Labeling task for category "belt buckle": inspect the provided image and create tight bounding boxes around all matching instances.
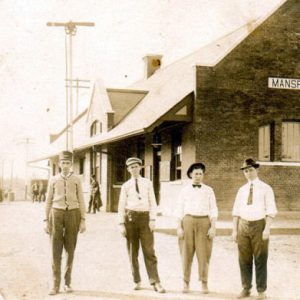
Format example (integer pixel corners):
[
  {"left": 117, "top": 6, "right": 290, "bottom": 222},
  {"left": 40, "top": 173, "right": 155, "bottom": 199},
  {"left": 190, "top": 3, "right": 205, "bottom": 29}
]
[{"left": 127, "top": 211, "right": 133, "bottom": 222}]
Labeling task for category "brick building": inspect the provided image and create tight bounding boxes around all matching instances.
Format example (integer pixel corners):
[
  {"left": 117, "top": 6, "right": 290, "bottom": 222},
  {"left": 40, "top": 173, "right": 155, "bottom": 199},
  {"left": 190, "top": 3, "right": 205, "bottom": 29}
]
[{"left": 37, "top": 0, "right": 299, "bottom": 213}]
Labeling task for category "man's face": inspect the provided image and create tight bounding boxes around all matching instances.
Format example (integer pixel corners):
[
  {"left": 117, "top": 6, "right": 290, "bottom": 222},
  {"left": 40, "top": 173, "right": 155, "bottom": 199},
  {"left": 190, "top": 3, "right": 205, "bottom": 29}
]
[
  {"left": 191, "top": 168, "right": 204, "bottom": 184},
  {"left": 243, "top": 166, "right": 258, "bottom": 181},
  {"left": 127, "top": 163, "right": 141, "bottom": 178},
  {"left": 59, "top": 159, "right": 72, "bottom": 173}
]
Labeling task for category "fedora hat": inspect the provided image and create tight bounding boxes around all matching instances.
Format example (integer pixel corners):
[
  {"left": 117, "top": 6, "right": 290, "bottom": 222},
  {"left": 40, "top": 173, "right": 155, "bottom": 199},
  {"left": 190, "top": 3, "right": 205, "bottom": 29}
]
[
  {"left": 126, "top": 157, "right": 142, "bottom": 167},
  {"left": 240, "top": 158, "right": 259, "bottom": 170},
  {"left": 187, "top": 162, "right": 206, "bottom": 179}
]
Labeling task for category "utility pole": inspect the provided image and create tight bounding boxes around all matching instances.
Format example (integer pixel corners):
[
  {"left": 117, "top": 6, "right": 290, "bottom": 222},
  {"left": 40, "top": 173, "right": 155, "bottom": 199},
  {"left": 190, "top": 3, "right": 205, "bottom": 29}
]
[
  {"left": 65, "top": 78, "right": 90, "bottom": 115},
  {"left": 47, "top": 21, "right": 95, "bottom": 151},
  {"left": 17, "top": 137, "right": 34, "bottom": 200}
]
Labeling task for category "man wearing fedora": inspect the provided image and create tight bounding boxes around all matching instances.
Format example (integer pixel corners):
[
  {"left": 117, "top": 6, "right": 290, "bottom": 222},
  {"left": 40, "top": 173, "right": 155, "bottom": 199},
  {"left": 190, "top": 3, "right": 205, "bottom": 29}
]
[
  {"left": 44, "top": 151, "right": 86, "bottom": 295},
  {"left": 175, "top": 162, "right": 218, "bottom": 294},
  {"left": 232, "top": 158, "right": 277, "bottom": 299},
  {"left": 118, "top": 157, "right": 165, "bottom": 293}
]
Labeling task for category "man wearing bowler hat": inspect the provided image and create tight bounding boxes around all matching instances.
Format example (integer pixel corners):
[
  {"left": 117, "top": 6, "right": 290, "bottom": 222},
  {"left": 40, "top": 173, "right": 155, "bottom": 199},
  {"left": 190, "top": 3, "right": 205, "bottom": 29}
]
[
  {"left": 232, "top": 158, "right": 277, "bottom": 299},
  {"left": 175, "top": 162, "right": 218, "bottom": 294},
  {"left": 118, "top": 157, "right": 165, "bottom": 293},
  {"left": 44, "top": 151, "right": 86, "bottom": 295}
]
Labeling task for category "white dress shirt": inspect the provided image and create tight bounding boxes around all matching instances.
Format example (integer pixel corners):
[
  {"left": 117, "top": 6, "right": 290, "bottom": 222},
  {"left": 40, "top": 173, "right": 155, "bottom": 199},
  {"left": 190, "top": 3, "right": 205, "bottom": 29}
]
[
  {"left": 175, "top": 183, "right": 218, "bottom": 220},
  {"left": 118, "top": 176, "right": 157, "bottom": 223},
  {"left": 232, "top": 178, "right": 277, "bottom": 221}
]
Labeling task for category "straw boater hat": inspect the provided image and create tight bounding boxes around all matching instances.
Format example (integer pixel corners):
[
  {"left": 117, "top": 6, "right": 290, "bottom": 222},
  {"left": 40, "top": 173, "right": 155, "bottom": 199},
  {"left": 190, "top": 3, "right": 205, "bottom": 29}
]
[
  {"left": 126, "top": 157, "right": 142, "bottom": 167},
  {"left": 240, "top": 158, "right": 260, "bottom": 170}
]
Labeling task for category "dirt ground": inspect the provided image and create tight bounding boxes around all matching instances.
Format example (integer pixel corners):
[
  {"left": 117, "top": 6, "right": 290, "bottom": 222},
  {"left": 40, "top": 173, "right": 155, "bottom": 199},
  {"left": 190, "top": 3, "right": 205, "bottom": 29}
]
[{"left": 0, "top": 201, "right": 299, "bottom": 300}]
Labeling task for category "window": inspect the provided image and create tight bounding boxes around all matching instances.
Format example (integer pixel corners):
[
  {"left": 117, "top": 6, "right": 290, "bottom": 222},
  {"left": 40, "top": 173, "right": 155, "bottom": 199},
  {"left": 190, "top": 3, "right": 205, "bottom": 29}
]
[
  {"left": 259, "top": 125, "right": 271, "bottom": 161},
  {"left": 90, "top": 120, "right": 102, "bottom": 137},
  {"left": 171, "top": 130, "right": 182, "bottom": 180},
  {"left": 79, "top": 158, "right": 85, "bottom": 175},
  {"left": 282, "top": 121, "right": 300, "bottom": 161}
]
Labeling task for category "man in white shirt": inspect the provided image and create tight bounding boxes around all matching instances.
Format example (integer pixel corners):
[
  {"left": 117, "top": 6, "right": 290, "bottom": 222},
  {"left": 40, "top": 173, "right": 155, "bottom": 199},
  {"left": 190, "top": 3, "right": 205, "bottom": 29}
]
[
  {"left": 232, "top": 158, "right": 277, "bottom": 300},
  {"left": 118, "top": 157, "right": 165, "bottom": 293},
  {"left": 175, "top": 162, "right": 218, "bottom": 294}
]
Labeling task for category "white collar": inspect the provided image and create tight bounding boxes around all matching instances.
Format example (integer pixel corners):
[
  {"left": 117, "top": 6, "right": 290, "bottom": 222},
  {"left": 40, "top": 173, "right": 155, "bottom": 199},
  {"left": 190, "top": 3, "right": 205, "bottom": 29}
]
[{"left": 248, "top": 178, "right": 259, "bottom": 186}]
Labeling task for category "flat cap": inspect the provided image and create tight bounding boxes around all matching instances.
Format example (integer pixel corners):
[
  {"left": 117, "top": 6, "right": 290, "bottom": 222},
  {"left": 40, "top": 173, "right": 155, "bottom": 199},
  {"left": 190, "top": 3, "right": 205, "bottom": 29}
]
[
  {"left": 126, "top": 157, "right": 142, "bottom": 167},
  {"left": 59, "top": 150, "right": 73, "bottom": 161}
]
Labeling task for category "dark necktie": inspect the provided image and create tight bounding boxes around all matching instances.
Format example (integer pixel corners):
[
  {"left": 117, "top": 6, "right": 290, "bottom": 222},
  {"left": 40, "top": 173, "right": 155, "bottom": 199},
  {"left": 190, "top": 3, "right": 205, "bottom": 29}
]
[
  {"left": 192, "top": 184, "right": 201, "bottom": 188},
  {"left": 247, "top": 183, "right": 253, "bottom": 205},
  {"left": 135, "top": 179, "right": 141, "bottom": 199}
]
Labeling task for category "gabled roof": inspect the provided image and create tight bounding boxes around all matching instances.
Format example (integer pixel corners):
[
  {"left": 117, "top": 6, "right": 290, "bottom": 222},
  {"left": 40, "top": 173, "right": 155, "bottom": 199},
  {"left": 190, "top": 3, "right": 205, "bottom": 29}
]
[
  {"left": 76, "top": 0, "right": 287, "bottom": 150},
  {"left": 32, "top": 0, "right": 287, "bottom": 160}
]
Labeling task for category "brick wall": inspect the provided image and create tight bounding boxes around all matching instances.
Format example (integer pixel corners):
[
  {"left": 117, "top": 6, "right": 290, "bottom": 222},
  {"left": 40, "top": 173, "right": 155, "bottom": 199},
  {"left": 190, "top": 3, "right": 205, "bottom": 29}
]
[{"left": 195, "top": 0, "right": 300, "bottom": 210}]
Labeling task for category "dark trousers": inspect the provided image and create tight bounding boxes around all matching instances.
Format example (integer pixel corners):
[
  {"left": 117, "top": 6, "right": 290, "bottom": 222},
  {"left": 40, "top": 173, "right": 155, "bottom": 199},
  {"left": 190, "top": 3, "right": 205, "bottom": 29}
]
[
  {"left": 237, "top": 218, "right": 268, "bottom": 292},
  {"left": 125, "top": 211, "right": 160, "bottom": 284},
  {"left": 181, "top": 215, "right": 212, "bottom": 283},
  {"left": 88, "top": 195, "right": 97, "bottom": 213},
  {"left": 50, "top": 208, "right": 81, "bottom": 288}
]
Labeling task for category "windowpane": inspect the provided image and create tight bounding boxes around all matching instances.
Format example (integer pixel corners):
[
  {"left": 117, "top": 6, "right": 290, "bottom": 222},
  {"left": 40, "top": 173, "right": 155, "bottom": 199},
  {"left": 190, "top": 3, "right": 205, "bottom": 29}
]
[{"left": 282, "top": 122, "right": 300, "bottom": 161}]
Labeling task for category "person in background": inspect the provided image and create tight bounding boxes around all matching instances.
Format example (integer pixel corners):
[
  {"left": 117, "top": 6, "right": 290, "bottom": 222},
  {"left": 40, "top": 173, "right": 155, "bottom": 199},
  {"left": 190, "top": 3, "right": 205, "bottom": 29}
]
[
  {"left": 44, "top": 151, "right": 86, "bottom": 296},
  {"left": 175, "top": 162, "right": 218, "bottom": 294},
  {"left": 118, "top": 157, "right": 165, "bottom": 293},
  {"left": 32, "top": 182, "right": 39, "bottom": 202},
  {"left": 87, "top": 174, "right": 102, "bottom": 213},
  {"left": 231, "top": 158, "right": 277, "bottom": 300}
]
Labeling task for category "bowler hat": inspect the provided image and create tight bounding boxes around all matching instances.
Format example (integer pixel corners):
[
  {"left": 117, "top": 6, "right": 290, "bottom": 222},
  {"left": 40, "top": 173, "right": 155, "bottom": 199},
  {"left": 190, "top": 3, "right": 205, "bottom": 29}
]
[
  {"left": 59, "top": 151, "right": 73, "bottom": 161},
  {"left": 187, "top": 162, "right": 206, "bottom": 178},
  {"left": 126, "top": 157, "right": 142, "bottom": 167},
  {"left": 240, "top": 158, "right": 259, "bottom": 170}
]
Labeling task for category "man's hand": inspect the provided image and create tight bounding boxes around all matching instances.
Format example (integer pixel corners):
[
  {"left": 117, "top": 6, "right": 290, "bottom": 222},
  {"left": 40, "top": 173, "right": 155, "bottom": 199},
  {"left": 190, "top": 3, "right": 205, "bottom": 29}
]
[
  {"left": 79, "top": 219, "right": 86, "bottom": 233},
  {"left": 119, "top": 224, "right": 126, "bottom": 237},
  {"left": 149, "top": 220, "right": 155, "bottom": 232},
  {"left": 177, "top": 227, "right": 184, "bottom": 239},
  {"left": 262, "top": 228, "right": 270, "bottom": 240},
  {"left": 44, "top": 220, "right": 50, "bottom": 234},
  {"left": 231, "top": 230, "right": 238, "bottom": 242},
  {"left": 207, "top": 226, "right": 216, "bottom": 239}
]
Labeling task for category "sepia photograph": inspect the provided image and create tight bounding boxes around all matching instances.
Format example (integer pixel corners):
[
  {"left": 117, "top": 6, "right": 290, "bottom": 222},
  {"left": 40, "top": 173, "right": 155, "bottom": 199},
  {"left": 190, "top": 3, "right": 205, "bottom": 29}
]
[{"left": 0, "top": 0, "right": 299, "bottom": 299}]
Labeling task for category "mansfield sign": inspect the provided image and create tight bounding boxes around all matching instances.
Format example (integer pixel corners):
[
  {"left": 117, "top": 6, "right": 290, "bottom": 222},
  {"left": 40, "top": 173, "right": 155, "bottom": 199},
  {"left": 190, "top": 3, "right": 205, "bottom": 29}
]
[{"left": 268, "top": 77, "right": 300, "bottom": 90}]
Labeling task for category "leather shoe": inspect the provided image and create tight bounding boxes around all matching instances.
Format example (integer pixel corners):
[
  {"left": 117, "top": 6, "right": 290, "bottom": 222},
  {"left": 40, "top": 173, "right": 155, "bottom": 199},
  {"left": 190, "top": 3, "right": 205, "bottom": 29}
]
[
  {"left": 257, "top": 292, "right": 266, "bottom": 299},
  {"left": 153, "top": 282, "right": 166, "bottom": 293},
  {"left": 237, "top": 289, "right": 250, "bottom": 298},
  {"left": 48, "top": 287, "right": 59, "bottom": 295},
  {"left": 182, "top": 281, "right": 189, "bottom": 293},
  {"left": 202, "top": 282, "right": 209, "bottom": 294},
  {"left": 64, "top": 285, "right": 73, "bottom": 293},
  {"left": 133, "top": 282, "right": 142, "bottom": 290}
]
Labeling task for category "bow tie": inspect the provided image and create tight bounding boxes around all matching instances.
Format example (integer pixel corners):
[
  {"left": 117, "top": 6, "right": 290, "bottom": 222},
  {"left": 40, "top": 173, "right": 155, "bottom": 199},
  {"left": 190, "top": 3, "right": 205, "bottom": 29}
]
[{"left": 192, "top": 184, "right": 202, "bottom": 188}]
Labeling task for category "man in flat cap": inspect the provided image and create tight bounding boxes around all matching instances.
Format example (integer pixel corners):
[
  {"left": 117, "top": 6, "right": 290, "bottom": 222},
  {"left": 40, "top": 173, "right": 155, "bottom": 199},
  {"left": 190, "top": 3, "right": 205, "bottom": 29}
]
[
  {"left": 175, "top": 162, "right": 218, "bottom": 294},
  {"left": 44, "top": 151, "right": 86, "bottom": 295},
  {"left": 231, "top": 158, "right": 277, "bottom": 299},
  {"left": 118, "top": 157, "right": 165, "bottom": 293}
]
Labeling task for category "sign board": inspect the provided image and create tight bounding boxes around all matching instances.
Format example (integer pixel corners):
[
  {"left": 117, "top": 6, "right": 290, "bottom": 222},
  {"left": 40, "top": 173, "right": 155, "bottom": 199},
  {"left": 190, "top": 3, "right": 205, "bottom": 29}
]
[{"left": 268, "top": 77, "right": 300, "bottom": 90}]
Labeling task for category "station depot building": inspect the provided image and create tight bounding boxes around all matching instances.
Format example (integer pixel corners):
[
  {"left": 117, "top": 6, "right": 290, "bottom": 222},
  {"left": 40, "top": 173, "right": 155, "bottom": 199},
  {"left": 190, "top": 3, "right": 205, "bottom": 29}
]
[{"left": 41, "top": 0, "right": 300, "bottom": 215}]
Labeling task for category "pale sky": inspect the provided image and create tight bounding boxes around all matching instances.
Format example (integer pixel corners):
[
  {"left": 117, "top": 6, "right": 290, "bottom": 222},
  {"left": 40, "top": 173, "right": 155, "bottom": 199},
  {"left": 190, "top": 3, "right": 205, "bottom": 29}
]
[{"left": 0, "top": 0, "right": 285, "bottom": 179}]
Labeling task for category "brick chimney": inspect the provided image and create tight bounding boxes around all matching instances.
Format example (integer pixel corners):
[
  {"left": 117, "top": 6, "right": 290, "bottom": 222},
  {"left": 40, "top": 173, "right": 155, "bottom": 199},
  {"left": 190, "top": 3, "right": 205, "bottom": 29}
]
[{"left": 143, "top": 54, "right": 162, "bottom": 79}]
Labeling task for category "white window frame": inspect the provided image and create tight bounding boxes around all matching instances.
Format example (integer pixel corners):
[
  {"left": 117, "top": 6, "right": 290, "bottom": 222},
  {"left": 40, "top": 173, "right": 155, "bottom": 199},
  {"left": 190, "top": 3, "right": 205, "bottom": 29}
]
[{"left": 259, "top": 124, "right": 271, "bottom": 161}]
